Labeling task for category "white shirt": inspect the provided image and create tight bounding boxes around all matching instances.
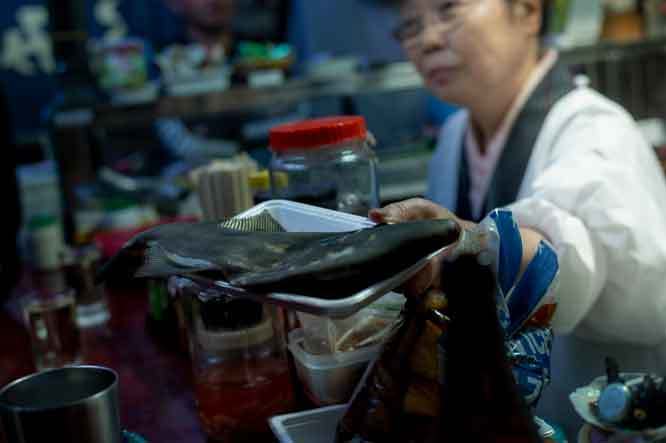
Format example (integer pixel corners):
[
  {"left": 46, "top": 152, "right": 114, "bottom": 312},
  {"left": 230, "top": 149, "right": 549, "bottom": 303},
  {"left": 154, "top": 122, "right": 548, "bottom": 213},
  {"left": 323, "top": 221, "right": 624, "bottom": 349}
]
[{"left": 427, "top": 78, "right": 666, "bottom": 438}]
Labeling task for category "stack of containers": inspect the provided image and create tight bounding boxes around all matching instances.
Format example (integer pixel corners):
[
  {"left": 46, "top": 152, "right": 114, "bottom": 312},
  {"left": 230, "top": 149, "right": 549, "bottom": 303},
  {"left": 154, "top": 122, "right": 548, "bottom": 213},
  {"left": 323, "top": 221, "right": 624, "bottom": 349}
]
[
  {"left": 264, "top": 117, "right": 393, "bottom": 405},
  {"left": 237, "top": 200, "right": 403, "bottom": 407}
]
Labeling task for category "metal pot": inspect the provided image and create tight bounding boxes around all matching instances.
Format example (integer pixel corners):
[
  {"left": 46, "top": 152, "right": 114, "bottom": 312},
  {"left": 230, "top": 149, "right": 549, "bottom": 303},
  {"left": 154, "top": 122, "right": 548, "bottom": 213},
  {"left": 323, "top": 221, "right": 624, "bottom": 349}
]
[{"left": 0, "top": 365, "right": 121, "bottom": 443}]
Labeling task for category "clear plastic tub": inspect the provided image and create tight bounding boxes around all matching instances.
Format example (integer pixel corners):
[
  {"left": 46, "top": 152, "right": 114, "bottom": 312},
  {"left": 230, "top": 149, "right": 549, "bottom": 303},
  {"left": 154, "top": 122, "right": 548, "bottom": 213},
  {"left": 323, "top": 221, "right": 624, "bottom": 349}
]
[
  {"left": 295, "top": 291, "right": 403, "bottom": 355},
  {"left": 288, "top": 329, "right": 380, "bottom": 406},
  {"left": 241, "top": 200, "right": 395, "bottom": 406}
]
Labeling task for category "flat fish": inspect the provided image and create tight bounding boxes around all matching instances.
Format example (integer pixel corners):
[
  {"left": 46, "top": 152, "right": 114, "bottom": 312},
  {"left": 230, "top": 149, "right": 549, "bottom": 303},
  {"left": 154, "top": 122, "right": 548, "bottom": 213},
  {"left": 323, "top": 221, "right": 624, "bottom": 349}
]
[{"left": 96, "top": 218, "right": 461, "bottom": 300}]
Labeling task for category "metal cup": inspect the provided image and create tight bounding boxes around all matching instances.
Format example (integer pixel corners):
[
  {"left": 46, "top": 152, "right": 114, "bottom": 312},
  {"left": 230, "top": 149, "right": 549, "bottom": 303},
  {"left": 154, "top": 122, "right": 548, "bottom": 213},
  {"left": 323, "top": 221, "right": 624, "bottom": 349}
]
[{"left": 0, "top": 366, "right": 122, "bottom": 443}]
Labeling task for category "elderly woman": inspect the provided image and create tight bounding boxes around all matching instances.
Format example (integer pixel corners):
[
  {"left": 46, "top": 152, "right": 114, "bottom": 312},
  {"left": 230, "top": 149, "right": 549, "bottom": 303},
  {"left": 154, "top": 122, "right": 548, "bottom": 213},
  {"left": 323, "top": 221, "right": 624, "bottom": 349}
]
[{"left": 372, "top": 0, "right": 666, "bottom": 439}]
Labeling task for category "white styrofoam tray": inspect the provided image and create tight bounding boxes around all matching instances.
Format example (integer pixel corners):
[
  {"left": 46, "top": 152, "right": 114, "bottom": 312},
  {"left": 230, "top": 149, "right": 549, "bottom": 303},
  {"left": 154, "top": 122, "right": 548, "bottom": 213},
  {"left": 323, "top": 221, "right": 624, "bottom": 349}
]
[
  {"left": 237, "top": 199, "right": 374, "bottom": 233},
  {"left": 269, "top": 405, "right": 347, "bottom": 443}
]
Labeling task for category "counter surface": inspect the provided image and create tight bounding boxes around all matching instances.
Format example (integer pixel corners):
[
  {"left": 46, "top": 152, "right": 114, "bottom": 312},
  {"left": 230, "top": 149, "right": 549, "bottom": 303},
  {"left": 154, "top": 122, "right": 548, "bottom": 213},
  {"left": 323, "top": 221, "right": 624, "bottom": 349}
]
[{"left": 0, "top": 284, "right": 279, "bottom": 443}]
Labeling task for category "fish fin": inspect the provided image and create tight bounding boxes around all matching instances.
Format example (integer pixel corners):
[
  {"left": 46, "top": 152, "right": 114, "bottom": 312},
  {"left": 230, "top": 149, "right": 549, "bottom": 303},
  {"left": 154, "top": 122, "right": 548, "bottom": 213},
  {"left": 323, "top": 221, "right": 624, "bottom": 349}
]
[{"left": 135, "top": 242, "right": 219, "bottom": 278}]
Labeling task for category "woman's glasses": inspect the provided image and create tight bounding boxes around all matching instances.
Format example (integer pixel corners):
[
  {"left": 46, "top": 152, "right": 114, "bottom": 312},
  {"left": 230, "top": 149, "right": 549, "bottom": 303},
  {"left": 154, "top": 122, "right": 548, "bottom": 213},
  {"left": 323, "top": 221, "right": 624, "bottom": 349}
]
[{"left": 393, "top": 0, "right": 478, "bottom": 46}]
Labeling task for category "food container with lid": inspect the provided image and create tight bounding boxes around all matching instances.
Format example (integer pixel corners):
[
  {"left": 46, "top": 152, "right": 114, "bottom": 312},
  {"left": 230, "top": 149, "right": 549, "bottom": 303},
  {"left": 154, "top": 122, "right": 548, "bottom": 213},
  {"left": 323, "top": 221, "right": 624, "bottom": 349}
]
[
  {"left": 173, "top": 279, "right": 295, "bottom": 442},
  {"left": 268, "top": 116, "right": 380, "bottom": 216},
  {"left": 287, "top": 329, "right": 381, "bottom": 406}
]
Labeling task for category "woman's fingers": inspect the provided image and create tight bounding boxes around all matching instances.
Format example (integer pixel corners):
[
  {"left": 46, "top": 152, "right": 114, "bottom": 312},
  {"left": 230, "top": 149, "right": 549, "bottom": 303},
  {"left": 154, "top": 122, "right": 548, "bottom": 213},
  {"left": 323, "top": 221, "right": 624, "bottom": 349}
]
[
  {"left": 369, "top": 199, "right": 457, "bottom": 297},
  {"left": 369, "top": 198, "right": 454, "bottom": 224}
]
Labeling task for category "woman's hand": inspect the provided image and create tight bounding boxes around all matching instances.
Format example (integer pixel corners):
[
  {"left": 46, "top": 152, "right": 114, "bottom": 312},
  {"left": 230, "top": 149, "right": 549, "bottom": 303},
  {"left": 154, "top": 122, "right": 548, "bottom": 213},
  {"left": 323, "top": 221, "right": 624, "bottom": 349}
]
[
  {"left": 369, "top": 198, "right": 472, "bottom": 297},
  {"left": 369, "top": 198, "right": 460, "bottom": 225},
  {"left": 369, "top": 198, "right": 546, "bottom": 297}
]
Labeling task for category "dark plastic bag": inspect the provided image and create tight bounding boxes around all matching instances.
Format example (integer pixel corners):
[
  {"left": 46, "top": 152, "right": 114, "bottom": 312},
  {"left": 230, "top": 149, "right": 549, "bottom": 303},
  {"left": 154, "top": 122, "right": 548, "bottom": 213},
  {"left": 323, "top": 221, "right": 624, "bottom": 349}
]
[
  {"left": 336, "top": 211, "right": 559, "bottom": 443},
  {"left": 336, "top": 256, "right": 543, "bottom": 443}
]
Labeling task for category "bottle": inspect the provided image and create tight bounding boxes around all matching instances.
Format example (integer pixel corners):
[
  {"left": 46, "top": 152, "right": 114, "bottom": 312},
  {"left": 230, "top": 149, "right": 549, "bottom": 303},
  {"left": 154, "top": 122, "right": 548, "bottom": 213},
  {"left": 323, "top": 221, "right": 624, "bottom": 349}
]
[
  {"left": 65, "top": 245, "right": 110, "bottom": 328},
  {"left": 437, "top": 255, "right": 542, "bottom": 442},
  {"left": 602, "top": 0, "right": 644, "bottom": 42},
  {"left": 62, "top": 244, "right": 113, "bottom": 364},
  {"left": 268, "top": 116, "right": 379, "bottom": 216},
  {"left": 27, "top": 214, "right": 68, "bottom": 294},
  {"left": 145, "top": 279, "right": 178, "bottom": 343},
  {"left": 645, "top": 0, "right": 666, "bottom": 38}
]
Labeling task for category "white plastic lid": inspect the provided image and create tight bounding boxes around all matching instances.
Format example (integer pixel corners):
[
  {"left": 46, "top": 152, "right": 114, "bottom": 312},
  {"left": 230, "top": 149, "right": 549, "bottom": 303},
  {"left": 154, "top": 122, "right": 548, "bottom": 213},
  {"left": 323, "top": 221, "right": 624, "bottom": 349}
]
[
  {"left": 287, "top": 329, "right": 380, "bottom": 370},
  {"left": 195, "top": 317, "right": 275, "bottom": 353}
]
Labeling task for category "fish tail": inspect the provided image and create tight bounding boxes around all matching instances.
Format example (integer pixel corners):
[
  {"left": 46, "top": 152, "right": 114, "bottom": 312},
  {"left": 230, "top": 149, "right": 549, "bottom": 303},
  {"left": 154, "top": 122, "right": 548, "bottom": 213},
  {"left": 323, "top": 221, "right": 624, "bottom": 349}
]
[{"left": 95, "top": 242, "right": 149, "bottom": 285}]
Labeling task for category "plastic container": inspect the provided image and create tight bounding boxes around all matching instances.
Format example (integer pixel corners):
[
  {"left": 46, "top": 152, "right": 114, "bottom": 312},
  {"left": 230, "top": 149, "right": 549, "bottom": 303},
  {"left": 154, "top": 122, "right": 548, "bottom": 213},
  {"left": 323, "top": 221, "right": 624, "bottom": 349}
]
[
  {"left": 268, "top": 116, "right": 380, "bottom": 216},
  {"left": 90, "top": 38, "right": 149, "bottom": 94},
  {"left": 295, "top": 292, "right": 404, "bottom": 355},
  {"left": 288, "top": 329, "right": 380, "bottom": 406},
  {"left": 165, "top": 67, "right": 231, "bottom": 96},
  {"left": 175, "top": 280, "right": 295, "bottom": 442}
]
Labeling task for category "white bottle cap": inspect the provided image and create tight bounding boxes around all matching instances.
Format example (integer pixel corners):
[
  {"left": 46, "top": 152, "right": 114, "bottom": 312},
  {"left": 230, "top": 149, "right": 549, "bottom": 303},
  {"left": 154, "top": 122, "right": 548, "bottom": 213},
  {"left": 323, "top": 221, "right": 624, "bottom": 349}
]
[{"left": 29, "top": 215, "right": 65, "bottom": 271}]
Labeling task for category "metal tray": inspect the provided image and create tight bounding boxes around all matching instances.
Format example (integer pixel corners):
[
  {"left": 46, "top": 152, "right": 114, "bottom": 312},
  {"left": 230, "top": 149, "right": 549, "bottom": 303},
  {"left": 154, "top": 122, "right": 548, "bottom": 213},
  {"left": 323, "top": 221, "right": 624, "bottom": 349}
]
[
  {"left": 184, "top": 237, "right": 460, "bottom": 319},
  {"left": 181, "top": 199, "right": 465, "bottom": 318}
]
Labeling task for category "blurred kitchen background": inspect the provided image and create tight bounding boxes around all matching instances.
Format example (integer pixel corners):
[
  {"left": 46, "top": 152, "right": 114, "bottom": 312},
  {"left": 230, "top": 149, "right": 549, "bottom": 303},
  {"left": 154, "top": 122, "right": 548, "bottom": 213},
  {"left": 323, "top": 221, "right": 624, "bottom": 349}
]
[{"left": 4, "top": 0, "right": 666, "bottom": 252}]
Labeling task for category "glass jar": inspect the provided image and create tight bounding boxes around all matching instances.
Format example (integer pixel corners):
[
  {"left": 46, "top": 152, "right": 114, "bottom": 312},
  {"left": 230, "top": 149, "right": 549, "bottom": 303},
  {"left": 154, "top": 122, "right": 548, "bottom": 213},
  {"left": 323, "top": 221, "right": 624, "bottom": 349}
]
[
  {"left": 172, "top": 279, "right": 295, "bottom": 442},
  {"left": 268, "top": 116, "right": 379, "bottom": 216}
]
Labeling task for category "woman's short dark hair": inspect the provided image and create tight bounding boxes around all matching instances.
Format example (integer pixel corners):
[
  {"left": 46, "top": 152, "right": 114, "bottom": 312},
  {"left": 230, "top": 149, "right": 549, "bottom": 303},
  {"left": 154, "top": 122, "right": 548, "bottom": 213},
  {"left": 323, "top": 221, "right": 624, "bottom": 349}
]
[
  {"left": 379, "top": 0, "right": 552, "bottom": 38},
  {"left": 538, "top": 0, "right": 552, "bottom": 38}
]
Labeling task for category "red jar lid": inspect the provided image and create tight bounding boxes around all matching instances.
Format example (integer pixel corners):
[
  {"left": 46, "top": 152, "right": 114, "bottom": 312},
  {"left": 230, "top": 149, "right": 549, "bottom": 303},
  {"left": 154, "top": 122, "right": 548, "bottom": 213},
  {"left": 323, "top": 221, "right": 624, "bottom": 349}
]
[{"left": 269, "top": 116, "right": 367, "bottom": 151}]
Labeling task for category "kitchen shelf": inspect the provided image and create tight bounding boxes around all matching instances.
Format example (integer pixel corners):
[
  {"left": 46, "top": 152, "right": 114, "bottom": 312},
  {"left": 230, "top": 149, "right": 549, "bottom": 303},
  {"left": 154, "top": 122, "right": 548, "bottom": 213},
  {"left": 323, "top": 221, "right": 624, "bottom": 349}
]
[
  {"left": 559, "top": 36, "right": 666, "bottom": 65},
  {"left": 89, "top": 63, "right": 424, "bottom": 130},
  {"left": 50, "top": 36, "right": 666, "bottom": 241},
  {"left": 52, "top": 37, "right": 666, "bottom": 131}
]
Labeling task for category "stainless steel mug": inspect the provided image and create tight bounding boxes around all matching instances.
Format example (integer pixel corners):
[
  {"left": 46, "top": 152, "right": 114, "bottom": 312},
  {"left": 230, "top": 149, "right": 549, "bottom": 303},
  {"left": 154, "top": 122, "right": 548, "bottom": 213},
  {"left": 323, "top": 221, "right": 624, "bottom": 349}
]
[{"left": 0, "top": 365, "right": 122, "bottom": 443}]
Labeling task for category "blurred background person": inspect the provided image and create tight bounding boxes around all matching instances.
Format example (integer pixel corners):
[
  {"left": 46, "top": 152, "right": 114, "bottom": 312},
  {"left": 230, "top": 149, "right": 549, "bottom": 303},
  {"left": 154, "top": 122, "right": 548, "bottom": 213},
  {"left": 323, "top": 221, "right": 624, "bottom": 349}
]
[
  {"left": 154, "top": 0, "right": 238, "bottom": 165},
  {"left": 165, "top": 0, "right": 235, "bottom": 50}
]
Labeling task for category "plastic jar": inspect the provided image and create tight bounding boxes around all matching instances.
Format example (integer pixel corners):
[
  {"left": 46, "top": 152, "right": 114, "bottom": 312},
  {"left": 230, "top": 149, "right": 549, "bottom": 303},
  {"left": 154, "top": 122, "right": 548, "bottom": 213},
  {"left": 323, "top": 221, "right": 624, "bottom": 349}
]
[
  {"left": 171, "top": 278, "right": 295, "bottom": 442},
  {"left": 268, "top": 116, "right": 379, "bottom": 216}
]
